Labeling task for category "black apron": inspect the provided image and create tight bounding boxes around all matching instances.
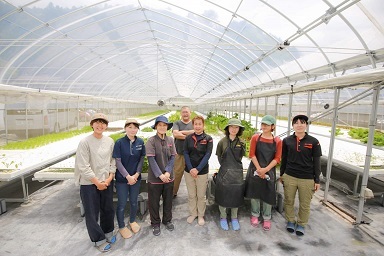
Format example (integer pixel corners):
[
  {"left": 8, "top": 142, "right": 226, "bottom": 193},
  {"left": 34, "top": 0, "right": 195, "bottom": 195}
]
[
  {"left": 245, "top": 134, "right": 276, "bottom": 205},
  {"left": 215, "top": 140, "right": 245, "bottom": 208}
]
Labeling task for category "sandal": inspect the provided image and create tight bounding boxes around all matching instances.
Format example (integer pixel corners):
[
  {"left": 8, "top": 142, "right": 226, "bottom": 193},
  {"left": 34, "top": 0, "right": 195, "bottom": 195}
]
[
  {"left": 263, "top": 220, "right": 271, "bottom": 231},
  {"left": 250, "top": 216, "right": 259, "bottom": 227},
  {"left": 296, "top": 225, "right": 305, "bottom": 236},
  {"left": 286, "top": 222, "right": 295, "bottom": 233},
  {"left": 96, "top": 242, "right": 111, "bottom": 253},
  {"left": 220, "top": 218, "right": 229, "bottom": 231},
  {"left": 130, "top": 222, "right": 141, "bottom": 233},
  {"left": 119, "top": 227, "right": 132, "bottom": 239}
]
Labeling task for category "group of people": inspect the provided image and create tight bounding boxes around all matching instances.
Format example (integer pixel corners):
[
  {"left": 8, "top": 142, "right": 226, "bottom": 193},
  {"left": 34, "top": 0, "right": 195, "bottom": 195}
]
[{"left": 74, "top": 107, "right": 322, "bottom": 253}]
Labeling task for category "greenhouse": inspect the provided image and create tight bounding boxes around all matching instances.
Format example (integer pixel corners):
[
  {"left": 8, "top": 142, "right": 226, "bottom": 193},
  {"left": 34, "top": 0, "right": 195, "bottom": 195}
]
[{"left": 0, "top": 0, "right": 383, "bottom": 255}]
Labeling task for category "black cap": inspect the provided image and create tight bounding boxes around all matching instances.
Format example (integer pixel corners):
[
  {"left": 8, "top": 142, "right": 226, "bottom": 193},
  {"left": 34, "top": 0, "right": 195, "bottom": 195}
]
[{"left": 292, "top": 114, "right": 309, "bottom": 125}]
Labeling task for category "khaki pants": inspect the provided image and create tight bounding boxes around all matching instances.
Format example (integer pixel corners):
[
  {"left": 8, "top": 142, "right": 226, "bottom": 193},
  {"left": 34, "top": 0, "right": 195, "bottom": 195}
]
[
  {"left": 184, "top": 171, "right": 208, "bottom": 217},
  {"left": 173, "top": 154, "right": 185, "bottom": 196},
  {"left": 282, "top": 174, "right": 314, "bottom": 227}
]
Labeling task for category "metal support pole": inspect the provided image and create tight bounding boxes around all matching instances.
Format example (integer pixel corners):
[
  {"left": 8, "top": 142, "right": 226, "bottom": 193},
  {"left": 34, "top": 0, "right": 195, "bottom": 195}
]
[
  {"left": 255, "top": 98, "right": 259, "bottom": 128},
  {"left": 356, "top": 85, "right": 380, "bottom": 224},
  {"left": 274, "top": 96, "right": 278, "bottom": 137},
  {"left": 354, "top": 173, "right": 360, "bottom": 196},
  {"left": 249, "top": 97, "right": 252, "bottom": 123},
  {"left": 243, "top": 98, "right": 246, "bottom": 120},
  {"left": 21, "top": 175, "right": 28, "bottom": 202},
  {"left": 287, "top": 93, "right": 293, "bottom": 136},
  {"left": 307, "top": 91, "right": 313, "bottom": 133},
  {"left": 238, "top": 100, "right": 241, "bottom": 118},
  {"left": 324, "top": 88, "right": 340, "bottom": 202}
]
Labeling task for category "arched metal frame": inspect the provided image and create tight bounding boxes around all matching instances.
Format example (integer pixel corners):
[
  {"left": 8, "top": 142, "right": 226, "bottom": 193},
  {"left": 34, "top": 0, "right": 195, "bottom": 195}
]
[{"left": 0, "top": 0, "right": 383, "bottom": 105}]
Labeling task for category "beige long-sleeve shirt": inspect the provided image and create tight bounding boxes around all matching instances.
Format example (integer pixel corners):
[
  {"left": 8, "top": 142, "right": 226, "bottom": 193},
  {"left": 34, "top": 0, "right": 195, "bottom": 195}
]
[{"left": 74, "top": 134, "right": 116, "bottom": 186}]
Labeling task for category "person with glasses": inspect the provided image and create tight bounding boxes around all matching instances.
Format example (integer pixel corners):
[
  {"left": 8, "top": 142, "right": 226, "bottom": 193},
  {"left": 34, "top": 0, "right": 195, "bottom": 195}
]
[
  {"left": 113, "top": 119, "right": 145, "bottom": 239},
  {"left": 183, "top": 115, "right": 213, "bottom": 226},
  {"left": 145, "top": 116, "right": 177, "bottom": 236},
  {"left": 74, "top": 113, "right": 116, "bottom": 252},
  {"left": 280, "top": 114, "right": 322, "bottom": 236}
]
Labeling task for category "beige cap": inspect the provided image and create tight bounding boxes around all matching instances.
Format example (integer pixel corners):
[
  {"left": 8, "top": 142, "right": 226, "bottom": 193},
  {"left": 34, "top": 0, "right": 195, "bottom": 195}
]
[
  {"left": 90, "top": 113, "right": 109, "bottom": 124},
  {"left": 125, "top": 118, "right": 140, "bottom": 127}
]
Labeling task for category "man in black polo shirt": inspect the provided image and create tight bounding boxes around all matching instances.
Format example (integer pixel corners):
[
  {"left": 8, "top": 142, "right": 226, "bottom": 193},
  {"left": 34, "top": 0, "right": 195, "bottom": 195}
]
[{"left": 280, "top": 114, "right": 322, "bottom": 236}]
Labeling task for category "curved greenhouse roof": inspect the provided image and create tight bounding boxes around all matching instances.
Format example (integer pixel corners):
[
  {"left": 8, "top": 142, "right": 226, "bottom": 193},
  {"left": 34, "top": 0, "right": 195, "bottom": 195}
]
[{"left": 0, "top": 0, "right": 383, "bottom": 105}]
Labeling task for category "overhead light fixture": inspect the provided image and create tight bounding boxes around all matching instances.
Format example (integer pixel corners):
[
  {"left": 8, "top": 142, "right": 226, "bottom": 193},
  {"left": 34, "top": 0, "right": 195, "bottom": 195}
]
[
  {"left": 322, "top": 7, "right": 336, "bottom": 25},
  {"left": 277, "top": 40, "right": 290, "bottom": 51}
]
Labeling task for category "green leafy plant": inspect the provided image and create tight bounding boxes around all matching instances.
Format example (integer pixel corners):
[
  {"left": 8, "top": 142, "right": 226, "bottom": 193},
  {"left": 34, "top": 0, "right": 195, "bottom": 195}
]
[
  {"left": 329, "top": 128, "right": 344, "bottom": 136},
  {"left": 0, "top": 154, "right": 23, "bottom": 170},
  {"left": 348, "top": 128, "right": 384, "bottom": 146},
  {"left": 0, "top": 126, "right": 93, "bottom": 150},
  {"left": 138, "top": 110, "right": 168, "bottom": 118},
  {"left": 141, "top": 127, "right": 153, "bottom": 132}
]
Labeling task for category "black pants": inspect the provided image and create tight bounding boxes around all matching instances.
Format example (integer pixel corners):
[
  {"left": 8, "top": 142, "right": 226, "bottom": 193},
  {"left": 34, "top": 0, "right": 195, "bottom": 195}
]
[
  {"left": 80, "top": 182, "right": 115, "bottom": 243},
  {"left": 148, "top": 182, "right": 174, "bottom": 226}
]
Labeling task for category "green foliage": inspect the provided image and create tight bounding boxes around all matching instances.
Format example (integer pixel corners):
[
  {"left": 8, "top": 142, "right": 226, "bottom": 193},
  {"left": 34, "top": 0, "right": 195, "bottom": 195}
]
[
  {"left": 0, "top": 157, "right": 22, "bottom": 170},
  {"left": 329, "top": 128, "right": 344, "bottom": 136},
  {"left": 109, "top": 132, "right": 125, "bottom": 142},
  {"left": 348, "top": 128, "right": 384, "bottom": 146},
  {"left": 348, "top": 128, "right": 368, "bottom": 139},
  {"left": 168, "top": 111, "right": 181, "bottom": 123},
  {"left": 204, "top": 114, "right": 256, "bottom": 155},
  {"left": 205, "top": 114, "right": 228, "bottom": 133},
  {"left": 168, "top": 111, "right": 197, "bottom": 123},
  {"left": 141, "top": 127, "right": 153, "bottom": 132},
  {"left": 138, "top": 110, "right": 167, "bottom": 118},
  {"left": 0, "top": 126, "right": 93, "bottom": 150}
]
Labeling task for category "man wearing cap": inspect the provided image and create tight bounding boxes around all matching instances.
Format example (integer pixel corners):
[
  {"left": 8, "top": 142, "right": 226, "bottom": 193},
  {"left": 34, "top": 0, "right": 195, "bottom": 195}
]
[
  {"left": 113, "top": 119, "right": 145, "bottom": 239},
  {"left": 172, "top": 106, "right": 194, "bottom": 198},
  {"left": 74, "top": 113, "right": 116, "bottom": 252},
  {"left": 146, "top": 116, "right": 177, "bottom": 236},
  {"left": 280, "top": 114, "right": 322, "bottom": 236}
]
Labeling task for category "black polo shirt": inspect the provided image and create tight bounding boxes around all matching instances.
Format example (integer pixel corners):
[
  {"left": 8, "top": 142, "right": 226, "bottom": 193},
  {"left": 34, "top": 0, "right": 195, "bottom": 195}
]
[{"left": 280, "top": 132, "right": 322, "bottom": 182}]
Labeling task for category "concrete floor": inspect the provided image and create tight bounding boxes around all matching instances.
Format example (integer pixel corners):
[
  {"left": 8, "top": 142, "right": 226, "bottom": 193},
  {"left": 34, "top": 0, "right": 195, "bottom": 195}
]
[{"left": 0, "top": 176, "right": 383, "bottom": 256}]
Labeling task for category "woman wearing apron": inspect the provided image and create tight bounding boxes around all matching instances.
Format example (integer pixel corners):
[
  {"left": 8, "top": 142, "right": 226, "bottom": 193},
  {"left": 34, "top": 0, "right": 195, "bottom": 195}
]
[
  {"left": 215, "top": 118, "right": 246, "bottom": 231},
  {"left": 245, "top": 115, "right": 282, "bottom": 231}
]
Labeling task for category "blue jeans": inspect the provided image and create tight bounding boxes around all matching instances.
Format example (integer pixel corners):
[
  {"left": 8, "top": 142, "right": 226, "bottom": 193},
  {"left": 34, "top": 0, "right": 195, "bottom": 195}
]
[{"left": 115, "top": 181, "right": 141, "bottom": 228}]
